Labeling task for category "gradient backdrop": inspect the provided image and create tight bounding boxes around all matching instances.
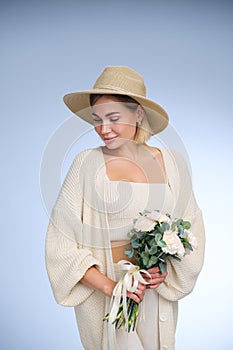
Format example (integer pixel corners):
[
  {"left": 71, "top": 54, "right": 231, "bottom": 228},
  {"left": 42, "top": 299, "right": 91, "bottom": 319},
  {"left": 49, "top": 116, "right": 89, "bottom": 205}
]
[{"left": 1, "top": 0, "right": 233, "bottom": 349}]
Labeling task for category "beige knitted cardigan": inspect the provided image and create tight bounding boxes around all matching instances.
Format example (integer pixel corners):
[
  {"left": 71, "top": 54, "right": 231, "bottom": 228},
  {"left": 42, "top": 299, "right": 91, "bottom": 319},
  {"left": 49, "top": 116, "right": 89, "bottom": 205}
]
[{"left": 45, "top": 147, "right": 205, "bottom": 350}]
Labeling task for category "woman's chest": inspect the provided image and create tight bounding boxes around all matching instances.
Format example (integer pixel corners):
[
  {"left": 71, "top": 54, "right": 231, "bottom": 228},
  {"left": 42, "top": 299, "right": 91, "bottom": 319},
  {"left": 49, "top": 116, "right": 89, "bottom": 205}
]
[{"left": 104, "top": 156, "right": 166, "bottom": 183}]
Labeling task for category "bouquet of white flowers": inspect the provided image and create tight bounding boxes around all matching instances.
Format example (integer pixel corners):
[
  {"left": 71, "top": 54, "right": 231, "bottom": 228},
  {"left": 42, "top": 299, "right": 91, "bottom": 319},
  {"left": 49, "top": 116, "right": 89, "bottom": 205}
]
[{"left": 104, "top": 210, "right": 198, "bottom": 332}]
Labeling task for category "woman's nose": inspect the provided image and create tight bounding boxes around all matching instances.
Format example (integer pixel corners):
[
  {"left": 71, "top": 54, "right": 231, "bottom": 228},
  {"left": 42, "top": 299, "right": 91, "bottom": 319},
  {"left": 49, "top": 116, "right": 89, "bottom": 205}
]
[{"left": 100, "top": 122, "right": 111, "bottom": 134}]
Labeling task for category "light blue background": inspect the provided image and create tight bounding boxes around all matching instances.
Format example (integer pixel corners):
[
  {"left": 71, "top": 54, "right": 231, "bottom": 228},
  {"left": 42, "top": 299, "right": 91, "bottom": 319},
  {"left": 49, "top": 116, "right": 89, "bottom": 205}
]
[{"left": 1, "top": 0, "right": 233, "bottom": 349}]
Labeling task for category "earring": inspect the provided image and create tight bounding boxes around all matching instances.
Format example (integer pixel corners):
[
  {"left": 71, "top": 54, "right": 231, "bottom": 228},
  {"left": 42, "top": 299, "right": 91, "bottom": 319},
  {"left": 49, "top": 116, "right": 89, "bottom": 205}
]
[{"left": 136, "top": 120, "right": 142, "bottom": 127}]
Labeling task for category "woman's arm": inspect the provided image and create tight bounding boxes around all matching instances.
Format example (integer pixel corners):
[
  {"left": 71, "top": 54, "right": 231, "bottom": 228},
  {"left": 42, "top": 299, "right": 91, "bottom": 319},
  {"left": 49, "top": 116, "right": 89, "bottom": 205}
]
[
  {"left": 80, "top": 266, "right": 116, "bottom": 297},
  {"left": 46, "top": 152, "right": 103, "bottom": 306},
  {"left": 80, "top": 266, "right": 146, "bottom": 303}
]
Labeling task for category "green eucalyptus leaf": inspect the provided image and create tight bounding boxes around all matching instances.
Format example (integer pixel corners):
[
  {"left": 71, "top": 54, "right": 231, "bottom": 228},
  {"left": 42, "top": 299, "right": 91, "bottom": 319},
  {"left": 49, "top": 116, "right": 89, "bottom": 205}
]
[
  {"left": 149, "top": 238, "right": 156, "bottom": 246},
  {"left": 154, "top": 233, "right": 162, "bottom": 242},
  {"left": 131, "top": 240, "right": 140, "bottom": 248},
  {"left": 183, "top": 242, "right": 193, "bottom": 251},
  {"left": 149, "top": 245, "right": 158, "bottom": 255},
  {"left": 183, "top": 221, "right": 191, "bottom": 229},
  {"left": 178, "top": 224, "right": 184, "bottom": 233},
  {"left": 140, "top": 251, "right": 148, "bottom": 258},
  {"left": 137, "top": 232, "right": 144, "bottom": 240},
  {"left": 157, "top": 240, "right": 167, "bottom": 248},
  {"left": 158, "top": 225, "right": 165, "bottom": 233},
  {"left": 171, "top": 255, "right": 182, "bottom": 262},
  {"left": 171, "top": 222, "right": 176, "bottom": 231},
  {"left": 148, "top": 255, "right": 158, "bottom": 268},
  {"left": 125, "top": 248, "right": 134, "bottom": 258},
  {"left": 147, "top": 232, "right": 154, "bottom": 237},
  {"left": 142, "top": 255, "right": 149, "bottom": 267},
  {"left": 179, "top": 230, "right": 187, "bottom": 239},
  {"left": 159, "top": 262, "right": 167, "bottom": 274},
  {"left": 158, "top": 252, "right": 168, "bottom": 262},
  {"left": 130, "top": 233, "right": 138, "bottom": 240}
]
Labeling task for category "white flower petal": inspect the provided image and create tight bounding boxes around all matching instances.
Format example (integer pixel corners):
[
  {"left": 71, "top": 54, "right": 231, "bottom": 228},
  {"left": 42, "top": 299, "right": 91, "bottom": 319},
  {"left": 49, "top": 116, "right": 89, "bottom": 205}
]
[
  {"left": 133, "top": 216, "right": 156, "bottom": 232},
  {"left": 162, "top": 230, "right": 184, "bottom": 256},
  {"left": 186, "top": 230, "right": 198, "bottom": 249},
  {"left": 147, "top": 211, "right": 170, "bottom": 223}
]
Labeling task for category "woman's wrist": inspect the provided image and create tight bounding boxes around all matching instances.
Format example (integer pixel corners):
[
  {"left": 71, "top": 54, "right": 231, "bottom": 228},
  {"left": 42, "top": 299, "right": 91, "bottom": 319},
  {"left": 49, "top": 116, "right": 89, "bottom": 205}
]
[
  {"left": 80, "top": 266, "right": 117, "bottom": 297},
  {"left": 103, "top": 279, "right": 117, "bottom": 298}
]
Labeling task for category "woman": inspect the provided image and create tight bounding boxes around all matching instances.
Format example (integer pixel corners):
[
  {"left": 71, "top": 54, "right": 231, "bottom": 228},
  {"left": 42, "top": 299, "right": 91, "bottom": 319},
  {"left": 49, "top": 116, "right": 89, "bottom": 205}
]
[{"left": 45, "top": 66, "right": 205, "bottom": 350}]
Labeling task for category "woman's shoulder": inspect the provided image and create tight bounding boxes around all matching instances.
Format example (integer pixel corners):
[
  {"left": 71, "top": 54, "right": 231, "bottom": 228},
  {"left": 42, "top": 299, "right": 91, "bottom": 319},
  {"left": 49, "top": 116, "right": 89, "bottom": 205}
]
[
  {"left": 73, "top": 146, "right": 102, "bottom": 161},
  {"left": 70, "top": 147, "right": 103, "bottom": 171},
  {"left": 144, "top": 144, "right": 192, "bottom": 175},
  {"left": 143, "top": 144, "right": 174, "bottom": 162},
  {"left": 143, "top": 144, "right": 173, "bottom": 157},
  {"left": 142, "top": 144, "right": 160, "bottom": 155}
]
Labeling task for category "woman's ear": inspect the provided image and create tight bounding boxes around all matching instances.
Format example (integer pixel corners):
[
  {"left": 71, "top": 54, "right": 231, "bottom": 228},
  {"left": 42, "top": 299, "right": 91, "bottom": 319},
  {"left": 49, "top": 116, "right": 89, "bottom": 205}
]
[{"left": 136, "top": 105, "right": 145, "bottom": 124}]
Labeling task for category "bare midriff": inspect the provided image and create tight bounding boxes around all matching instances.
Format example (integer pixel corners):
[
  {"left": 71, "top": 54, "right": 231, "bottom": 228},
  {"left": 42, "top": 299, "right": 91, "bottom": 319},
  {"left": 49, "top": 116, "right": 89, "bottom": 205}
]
[{"left": 111, "top": 240, "right": 136, "bottom": 264}]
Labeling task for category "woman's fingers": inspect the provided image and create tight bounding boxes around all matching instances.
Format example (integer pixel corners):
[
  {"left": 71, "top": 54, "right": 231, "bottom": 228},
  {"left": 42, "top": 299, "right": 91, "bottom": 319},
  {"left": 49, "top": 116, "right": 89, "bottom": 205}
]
[
  {"left": 127, "top": 291, "right": 141, "bottom": 303},
  {"left": 147, "top": 266, "right": 160, "bottom": 274},
  {"left": 143, "top": 270, "right": 168, "bottom": 289},
  {"left": 147, "top": 276, "right": 166, "bottom": 289},
  {"left": 148, "top": 283, "right": 161, "bottom": 289},
  {"left": 126, "top": 269, "right": 167, "bottom": 302},
  {"left": 127, "top": 282, "right": 146, "bottom": 303},
  {"left": 149, "top": 271, "right": 168, "bottom": 280}
]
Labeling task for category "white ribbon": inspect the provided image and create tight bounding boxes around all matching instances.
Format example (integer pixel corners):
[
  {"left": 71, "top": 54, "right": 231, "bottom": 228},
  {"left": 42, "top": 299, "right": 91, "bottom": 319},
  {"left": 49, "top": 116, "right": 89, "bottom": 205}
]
[{"left": 107, "top": 260, "right": 151, "bottom": 349}]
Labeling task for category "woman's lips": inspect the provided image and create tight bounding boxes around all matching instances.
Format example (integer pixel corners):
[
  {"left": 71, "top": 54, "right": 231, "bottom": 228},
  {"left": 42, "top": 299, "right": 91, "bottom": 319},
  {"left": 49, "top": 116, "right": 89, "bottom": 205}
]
[{"left": 103, "top": 136, "right": 118, "bottom": 143}]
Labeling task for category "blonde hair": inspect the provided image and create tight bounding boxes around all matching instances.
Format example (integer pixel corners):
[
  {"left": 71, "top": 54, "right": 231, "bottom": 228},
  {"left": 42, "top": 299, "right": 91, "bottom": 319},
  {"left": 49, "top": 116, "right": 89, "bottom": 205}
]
[
  {"left": 90, "top": 94, "right": 153, "bottom": 144},
  {"left": 134, "top": 114, "right": 153, "bottom": 144}
]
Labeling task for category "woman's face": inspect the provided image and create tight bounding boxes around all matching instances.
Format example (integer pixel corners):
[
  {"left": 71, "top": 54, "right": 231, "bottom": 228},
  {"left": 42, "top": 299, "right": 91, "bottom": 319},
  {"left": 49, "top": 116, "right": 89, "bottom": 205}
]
[{"left": 91, "top": 95, "right": 140, "bottom": 150}]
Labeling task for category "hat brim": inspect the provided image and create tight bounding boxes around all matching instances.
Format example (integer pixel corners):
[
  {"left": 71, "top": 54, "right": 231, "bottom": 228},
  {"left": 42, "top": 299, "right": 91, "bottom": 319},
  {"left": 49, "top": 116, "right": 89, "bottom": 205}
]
[{"left": 63, "top": 89, "right": 169, "bottom": 135}]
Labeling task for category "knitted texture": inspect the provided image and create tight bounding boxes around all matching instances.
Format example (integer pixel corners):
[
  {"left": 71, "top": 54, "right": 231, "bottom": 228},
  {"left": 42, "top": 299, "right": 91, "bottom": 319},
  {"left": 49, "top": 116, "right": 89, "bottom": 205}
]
[{"left": 45, "top": 147, "right": 205, "bottom": 350}]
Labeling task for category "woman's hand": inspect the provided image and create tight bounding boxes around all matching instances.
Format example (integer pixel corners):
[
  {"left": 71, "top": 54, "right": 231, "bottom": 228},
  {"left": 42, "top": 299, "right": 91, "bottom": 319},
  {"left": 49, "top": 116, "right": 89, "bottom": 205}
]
[
  {"left": 127, "top": 281, "right": 147, "bottom": 303},
  {"left": 143, "top": 266, "right": 168, "bottom": 289},
  {"left": 126, "top": 266, "right": 167, "bottom": 303}
]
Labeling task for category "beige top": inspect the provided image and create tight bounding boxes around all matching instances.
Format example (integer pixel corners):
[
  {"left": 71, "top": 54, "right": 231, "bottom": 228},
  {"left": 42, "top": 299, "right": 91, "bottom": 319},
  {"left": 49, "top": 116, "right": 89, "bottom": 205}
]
[{"left": 105, "top": 180, "right": 174, "bottom": 241}]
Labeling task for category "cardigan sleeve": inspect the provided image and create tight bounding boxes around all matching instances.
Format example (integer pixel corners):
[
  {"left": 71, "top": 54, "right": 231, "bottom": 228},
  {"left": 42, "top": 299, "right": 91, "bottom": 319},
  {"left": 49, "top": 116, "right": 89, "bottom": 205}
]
[
  {"left": 156, "top": 203, "right": 205, "bottom": 301},
  {"left": 45, "top": 152, "right": 103, "bottom": 307},
  {"left": 156, "top": 151, "right": 205, "bottom": 301}
]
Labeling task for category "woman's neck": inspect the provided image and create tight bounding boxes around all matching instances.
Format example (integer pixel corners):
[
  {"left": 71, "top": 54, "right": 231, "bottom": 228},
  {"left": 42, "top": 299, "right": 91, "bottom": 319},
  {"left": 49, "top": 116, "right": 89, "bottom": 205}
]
[{"left": 102, "top": 142, "right": 146, "bottom": 160}]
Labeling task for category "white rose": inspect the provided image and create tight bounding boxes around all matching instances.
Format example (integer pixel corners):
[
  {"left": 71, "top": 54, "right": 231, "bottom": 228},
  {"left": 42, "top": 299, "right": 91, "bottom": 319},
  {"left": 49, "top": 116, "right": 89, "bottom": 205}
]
[
  {"left": 158, "top": 213, "right": 171, "bottom": 223},
  {"left": 176, "top": 243, "right": 186, "bottom": 257},
  {"left": 186, "top": 230, "right": 198, "bottom": 249},
  {"left": 147, "top": 211, "right": 170, "bottom": 223},
  {"left": 134, "top": 216, "right": 156, "bottom": 232},
  {"left": 162, "top": 230, "right": 185, "bottom": 257}
]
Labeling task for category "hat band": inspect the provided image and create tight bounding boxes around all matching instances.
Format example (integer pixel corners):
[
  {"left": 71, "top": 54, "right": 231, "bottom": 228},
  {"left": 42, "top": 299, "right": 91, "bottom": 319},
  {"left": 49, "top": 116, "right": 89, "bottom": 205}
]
[{"left": 93, "top": 84, "right": 146, "bottom": 97}]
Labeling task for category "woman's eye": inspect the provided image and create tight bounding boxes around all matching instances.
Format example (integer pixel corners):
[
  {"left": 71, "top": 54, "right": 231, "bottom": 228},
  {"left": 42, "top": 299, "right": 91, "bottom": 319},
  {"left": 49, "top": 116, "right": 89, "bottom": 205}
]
[
  {"left": 93, "top": 119, "right": 102, "bottom": 124},
  {"left": 93, "top": 117, "right": 119, "bottom": 124}
]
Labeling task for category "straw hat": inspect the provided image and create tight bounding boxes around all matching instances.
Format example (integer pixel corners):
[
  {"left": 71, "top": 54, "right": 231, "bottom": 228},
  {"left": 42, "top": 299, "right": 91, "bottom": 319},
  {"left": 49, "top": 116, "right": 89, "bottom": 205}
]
[{"left": 63, "top": 66, "right": 169, "bottom": 135}]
